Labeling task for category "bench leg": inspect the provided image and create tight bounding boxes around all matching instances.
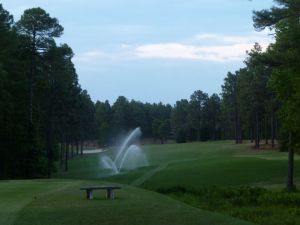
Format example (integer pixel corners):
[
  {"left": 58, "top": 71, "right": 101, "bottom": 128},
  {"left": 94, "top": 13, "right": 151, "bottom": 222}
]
[
  {"left": 87, "top": 190, "right": 93, "bottom": 200},
  {"left": 106, "top": 189, "right": 115, "bottom": 200}
]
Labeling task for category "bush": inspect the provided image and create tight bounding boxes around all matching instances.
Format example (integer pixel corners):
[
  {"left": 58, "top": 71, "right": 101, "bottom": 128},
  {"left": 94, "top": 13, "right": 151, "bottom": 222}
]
[{"left": 156, "top": 185, "right": 300, "bottom": 225}]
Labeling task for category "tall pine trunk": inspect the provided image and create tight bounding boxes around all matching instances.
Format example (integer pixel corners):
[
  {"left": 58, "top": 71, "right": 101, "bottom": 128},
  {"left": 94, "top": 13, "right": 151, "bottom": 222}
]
[
  {"left": 235, "top": 111, "right": 238, "bottom": 144},
  {"left": 65, "top": 139, "right": 69, "bottom": 171},
  {"left": 271, "top": 109, "right": 276, "bottom": 148},
  {"left": 28, "top": 33, "right": 37, "bottom": 124},
  {"left": 265, "top": 115, "right": 268, "bottom": 145},
  {"left": 255, "top": 112, "right": 260, "bottom": 149},
  {"left": 46, "top": 124, "right": 54, "bottom": 178},
  {"left": 60, "top": 142, "right": 64, "bottom": 169},
  {"left": 287, "top": 132, "right": 294, "bottom": 191},
  {"left": 71, "top": 140, "right": 74, "bottom": 158},
  {"left": 250, "top": 126, "right": 254, "bottom": 143},
  {"left": 76, "top": 139, "right": 79, "bottom": 155}
]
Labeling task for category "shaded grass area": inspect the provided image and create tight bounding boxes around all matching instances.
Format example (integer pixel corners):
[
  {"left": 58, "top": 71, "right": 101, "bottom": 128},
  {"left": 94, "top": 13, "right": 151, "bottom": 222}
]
[
  {"left": 0, "top": 180, "right": 79, "bottom": 225},
  {"left": 140, "top": 157, "right": 297, "bottom": 189},
  {"left": 0, "top": 180, "right": 253, "bottom": 225},
  {"left": 157, "top": 186, "right": 300, "bottom": 225}
]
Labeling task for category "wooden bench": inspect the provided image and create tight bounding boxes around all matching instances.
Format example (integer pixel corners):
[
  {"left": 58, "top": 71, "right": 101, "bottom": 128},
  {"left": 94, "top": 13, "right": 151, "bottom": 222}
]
[{"left": 80, "top": 186, "right": 121, "bottom": 200}]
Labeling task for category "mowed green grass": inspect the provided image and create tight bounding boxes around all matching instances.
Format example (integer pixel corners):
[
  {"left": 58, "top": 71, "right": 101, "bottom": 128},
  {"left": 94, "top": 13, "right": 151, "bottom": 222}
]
[
  {"left": 3, "top": 141, "right": 300, "bottom": 225},
  {"left": 0, "top": 180, "right": 253, "bottom": 225},
  {"left": 55, "top": 141, "right": 300, "bottom": 189},
  {"left": 53, "top": 141, "right": 300, "bottom": 225}
]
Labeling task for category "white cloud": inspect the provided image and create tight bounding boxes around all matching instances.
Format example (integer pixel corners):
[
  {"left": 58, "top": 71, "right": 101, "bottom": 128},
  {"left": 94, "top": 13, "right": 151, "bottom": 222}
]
[
  {"left": 73, "top": 50, "right": 108, "bottom": 63},
  {"left": 135, "top": 32, "right": 273, "bottom": 62},
  {"left": 193, "top": 32, "right": 272, "bottom": 45},
  {"left": 135, "top": 42, "right": 270, "bottom": 62},
  {"left": 74, "top": 33, "right": 273, "bottom": 63},
  {"left": 73, "top": 48, "right": 136, "bottom": 64},
  {"left": 136, "top": 43, "right": 200, "bottom": 60}
]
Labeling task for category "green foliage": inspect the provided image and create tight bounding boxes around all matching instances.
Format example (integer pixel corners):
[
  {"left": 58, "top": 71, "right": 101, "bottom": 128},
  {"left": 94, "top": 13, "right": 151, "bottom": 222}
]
[
  {"left": 171, "top": 92, "right": 222, "bottom": 143},
  {"left": 189, "top": 90, "right": 209, "bottom": 141},
  {"left": 15, "top": 7, "right": 63, "bottom": 51},
  {"left": 159, "top": 185, "right": 300, "bottom": 225},
  {"left": 95, "top": 99, "right": 172, "bottom": 145},
  {"left": 175, "top": 128, "right": 187, "bottom": 143},
  {"left": 0, "top": 5, "right": 95, "bottom": 178},
  {"left": 152, "top": 119, "right": 170, "bottom": 143},
  {"left": 253, "top": 0, "right": 300, "bottom": 188}
]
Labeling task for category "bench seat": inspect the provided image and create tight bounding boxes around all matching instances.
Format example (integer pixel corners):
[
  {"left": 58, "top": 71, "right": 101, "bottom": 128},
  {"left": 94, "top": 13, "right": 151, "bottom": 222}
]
[{"left": 80, "top": 186, "right": 121, "bottom": 200}]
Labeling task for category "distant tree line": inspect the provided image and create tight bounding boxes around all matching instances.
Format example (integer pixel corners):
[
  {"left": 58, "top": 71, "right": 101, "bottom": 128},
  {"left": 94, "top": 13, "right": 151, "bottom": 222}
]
[
  {"left": 95, "top": 91, "right": 223, "bottom": 145},
  {"left": 93, "top": 43, "right": 284, "bottom": 148}
]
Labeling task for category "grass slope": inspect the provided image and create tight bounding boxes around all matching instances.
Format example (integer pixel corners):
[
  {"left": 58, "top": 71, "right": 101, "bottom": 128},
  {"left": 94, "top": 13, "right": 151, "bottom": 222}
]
[
  {"left": 55, "top": 141, "right": 300, "bottom": 189},
  {"left": 0, "top": 180, "right": 253, "bottom": 225},
  {"left": 0, "top": 180, "right": 78, "bottom": 225},
  {"left": 54, "top": 141, "right": 300, "bottom": 225}
]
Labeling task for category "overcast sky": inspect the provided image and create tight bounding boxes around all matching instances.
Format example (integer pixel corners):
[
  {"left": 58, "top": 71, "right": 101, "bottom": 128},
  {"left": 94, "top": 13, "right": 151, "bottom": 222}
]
[{"left": 1, "top": 0, "right": 274, "bottom": 104}]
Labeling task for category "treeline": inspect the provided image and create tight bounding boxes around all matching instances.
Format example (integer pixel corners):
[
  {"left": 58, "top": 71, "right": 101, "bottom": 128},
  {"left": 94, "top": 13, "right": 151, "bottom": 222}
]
[
  {"left": 94, "top": 92, "right": 223, "bottom": 145},
  {"left": 222, "top": 43, "right": 278, "bottom": 148},
  {"left": 95, "top": 97, "right": 172, "bottom": 145},
  {"left": 93, "top": 45, "right": 282, "bottom": 147},
  {"left": 94, "top": 57, "right": 278, "bottom": 147},
  {"left": 0, "top": 6, "right": 96, "bottom": 179}
]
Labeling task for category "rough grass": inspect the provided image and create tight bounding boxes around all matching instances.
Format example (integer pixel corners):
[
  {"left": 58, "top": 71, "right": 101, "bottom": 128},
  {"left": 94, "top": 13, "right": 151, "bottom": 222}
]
[
  {"left": 0, "top": 180, "right": 253, "bottom": 225},
  {"left": 158, "top": 186, "right": 300, "bottom": 225}
]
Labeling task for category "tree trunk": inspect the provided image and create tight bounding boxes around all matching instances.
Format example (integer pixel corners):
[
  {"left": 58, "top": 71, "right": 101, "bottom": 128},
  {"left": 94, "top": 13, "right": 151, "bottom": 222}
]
[
  {"left": 212, "top": 120, "right": 216, "bottom": 141},
  {"left": 238, "top": 119, "right": 242, "bottom": 144},
  {"left": 46, "top": 99, "right": 54, "bottom": 178},
  {"left": 60, "top": 142, "right": 64, "bottom": 169},
  {"left": 80, "top": 140, "right": 83, "bottom": 155},
  {"left": 65, "top": 139, "right": 68, "bottom": 171},
  {"left": 28, "top": 64, "right": 34, "bottom": 124},
  {"left": 265, "top": 115, "right": 268, "bottom": 145},
  {"left": 287, "top": 132, "right": 294, "bottom": 191},
  {"left": 255, "top": 112, "right": 260, "bottom": 149},
  {"left": 46, "top": 124, "right": 54, "bottom": 178},
  {"left": 28, "top": 34, "right": 37, "bottom": 124},
  {"left": 198, "top": 125, "right": 201, "bottom": 141},
  {"left": 250, "top": 126, "right": 254, "bottom": 143},
  {"left": 71, "top": 140, "right": 74, "bottom": 158},
  {"left": 271, "top": 109, "right": 276, "bottom": 148},
  {"left": 76, "top": 139, "right": 79, "bottom": 155},
  {"left": 235, "top": 111, "right": 238, "bottom": 144}
]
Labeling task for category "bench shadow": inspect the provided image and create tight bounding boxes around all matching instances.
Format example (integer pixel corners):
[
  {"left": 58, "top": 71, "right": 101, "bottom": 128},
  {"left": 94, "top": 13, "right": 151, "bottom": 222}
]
[{"left": 85, "top": 196, "right": 125, "bottom": 201}]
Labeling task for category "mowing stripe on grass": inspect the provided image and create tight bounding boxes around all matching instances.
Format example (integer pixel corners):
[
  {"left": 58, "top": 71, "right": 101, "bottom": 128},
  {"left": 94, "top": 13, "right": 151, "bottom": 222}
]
[
  {"left": 131, "top": 163, "right": 169, "bottom": 186},
  {"left": 131, "top": 158, "right": 200, "bottom": 186},
  {"left": 0, "top": 180, "right": 79, "bottom": 225}
]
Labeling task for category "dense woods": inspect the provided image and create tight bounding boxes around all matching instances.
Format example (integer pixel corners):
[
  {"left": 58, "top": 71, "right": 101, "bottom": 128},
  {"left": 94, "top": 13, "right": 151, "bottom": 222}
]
[
  {"left": 0, "top": 0, "right": 299, "bottom": 190},
  {"left": 0, "top": 6, "right": 96, "bottom": 178}
]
